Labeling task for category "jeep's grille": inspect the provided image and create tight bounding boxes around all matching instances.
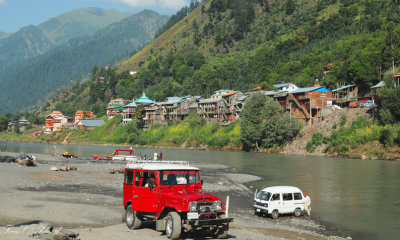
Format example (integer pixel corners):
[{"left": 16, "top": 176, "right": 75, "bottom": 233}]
[{"left": 197, "top": 202, "right": 213, "bottom": 212}]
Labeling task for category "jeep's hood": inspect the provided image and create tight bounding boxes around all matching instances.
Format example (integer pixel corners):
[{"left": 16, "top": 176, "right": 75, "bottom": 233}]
[{"left": 161, "top": 188, "right": 220, "bottom": 202}]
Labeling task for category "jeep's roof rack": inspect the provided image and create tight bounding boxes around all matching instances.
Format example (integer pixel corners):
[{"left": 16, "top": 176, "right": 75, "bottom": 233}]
[{"left": 126, "top": 160, "right": 190, "bottom": 166}]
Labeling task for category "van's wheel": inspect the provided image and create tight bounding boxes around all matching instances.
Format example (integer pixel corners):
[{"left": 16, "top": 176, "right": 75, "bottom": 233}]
[
  {"left": 166, "top": 212, "right": 181, "bottom": 240},
  {"left": 294, "top": 208, "right": 302, "bottom": 217},
  {"left": 125, "top": 204, "right": 142, "bottom": 229},
  {"left": 271, "top": 210, "right": 279, "bottom": 219},
  {"left": 254, "top": 209, "right": 262, "bottom": 216}
]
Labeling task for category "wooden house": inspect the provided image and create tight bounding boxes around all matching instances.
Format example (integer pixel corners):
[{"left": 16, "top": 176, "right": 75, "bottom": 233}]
[
  {"left": 197, "top": 98, "right": 225, "bottom": 122},
  {"left": 107, "top": 98, "right": 128, "bottom": 117},
  {"left": 275, "top": 86, "right": 332, "bottom": 126},
  {"left": 332, "top": 82, "right": 358, "bottom": 107}
]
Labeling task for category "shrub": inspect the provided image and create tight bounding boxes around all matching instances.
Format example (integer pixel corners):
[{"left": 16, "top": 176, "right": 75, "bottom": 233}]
[
  {"left": 379, "top": 127, "right": 394, "bottom": 147},
  {"left": 340, "top": 114, "right": 347, "bottom": 127}
]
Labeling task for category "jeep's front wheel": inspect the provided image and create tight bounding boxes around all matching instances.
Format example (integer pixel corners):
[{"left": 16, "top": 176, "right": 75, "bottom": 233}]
[
  {"left": 165, "top": 212, "right": 181, "bottom": 240},
  {"left": 125, "top": 204, "right": 142, "bottom": 229}
]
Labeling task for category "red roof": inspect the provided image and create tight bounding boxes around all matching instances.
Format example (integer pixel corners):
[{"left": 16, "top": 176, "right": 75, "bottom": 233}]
[{"left": 252, "top": 86, "right": 262, "bottom": 91}]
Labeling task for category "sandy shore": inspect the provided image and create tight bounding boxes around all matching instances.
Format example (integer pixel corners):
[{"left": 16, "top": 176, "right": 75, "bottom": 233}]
[{"left": 0, "top": 152, "right": 347, "bottom": 240}]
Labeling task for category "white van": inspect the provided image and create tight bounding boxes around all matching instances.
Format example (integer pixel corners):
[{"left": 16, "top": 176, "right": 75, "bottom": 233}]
[{"left": 253, "top": 186, "right": 305, "bottom": 219}]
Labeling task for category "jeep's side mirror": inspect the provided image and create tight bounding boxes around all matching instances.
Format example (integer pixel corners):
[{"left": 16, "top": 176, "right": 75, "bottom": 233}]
[{"left": 201, "top": 180, "right": 203, "bottom": 186}]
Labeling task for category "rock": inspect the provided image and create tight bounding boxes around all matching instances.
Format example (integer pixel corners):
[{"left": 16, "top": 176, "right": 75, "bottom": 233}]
[
  {"left": 249, "top": 185, "right": 254, "bottom": 189},
  {"left": 51, "top": 166, "right": 59, "bottom": 171},
  {"left": 69, "top": 166, "right": 77, "bottom": 171},
  {"left": 59, "top": 165, "right": 69, "bottom": 171},
  {"left": 218, "top": 181, "right": 224, "bottom": 186}
]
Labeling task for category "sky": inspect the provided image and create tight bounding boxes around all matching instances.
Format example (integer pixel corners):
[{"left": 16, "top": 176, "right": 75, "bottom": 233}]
[{"left": 0, "top": 0, "right": 189, "bottom": 33}]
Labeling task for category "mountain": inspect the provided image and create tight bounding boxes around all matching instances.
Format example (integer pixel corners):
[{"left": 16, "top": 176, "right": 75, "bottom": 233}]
[
  {"left": 0, "top": 10, "right": 169, "bottom": 114},
  {"left": 0, "top": 31, "right": 11, "bottom": 39},
  {"left": 116, "top": 0, "right": 400, "bottom": 101},
  {"left": 0, "top": 8, "right": 132, "bottom": 72}
]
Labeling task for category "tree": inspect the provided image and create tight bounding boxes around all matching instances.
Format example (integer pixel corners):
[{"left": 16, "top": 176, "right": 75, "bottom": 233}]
[
  {"left": 240, "top": 93, "right": 301, "bottom": 151},
  {"left": 286, "top": 0, "right": 296, "bottom": 15},
  {"left": 0, "top": 115, "right": 9, "bottom": 132}
]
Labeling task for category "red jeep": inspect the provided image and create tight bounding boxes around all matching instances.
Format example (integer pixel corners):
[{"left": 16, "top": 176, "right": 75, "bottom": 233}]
[{"left": 123, "top": 160, "right": 233, "bottom": 239}]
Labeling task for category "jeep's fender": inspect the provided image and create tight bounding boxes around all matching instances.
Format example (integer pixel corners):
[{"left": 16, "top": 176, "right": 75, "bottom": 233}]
[{"left": 158, "top": 206, "right": 178, "bottom": 220}]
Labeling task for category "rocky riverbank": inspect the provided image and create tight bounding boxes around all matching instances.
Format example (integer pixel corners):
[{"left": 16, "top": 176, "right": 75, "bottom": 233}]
[{"left": 0, "top": 151, "right": 350, "bottom": 240}]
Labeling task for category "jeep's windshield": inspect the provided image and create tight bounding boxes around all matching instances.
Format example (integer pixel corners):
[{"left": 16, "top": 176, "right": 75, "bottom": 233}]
[
  {"left": 159, "top": 170, "right": 200, "bottom": 186},
  {"left": 256, "top": 191, "right": 271, "bottom": 201}
]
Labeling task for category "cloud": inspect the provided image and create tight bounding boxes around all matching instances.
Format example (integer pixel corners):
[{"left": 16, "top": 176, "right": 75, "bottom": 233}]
[{"left": 109, "top": 0, "right": 187, "bottom": 10}]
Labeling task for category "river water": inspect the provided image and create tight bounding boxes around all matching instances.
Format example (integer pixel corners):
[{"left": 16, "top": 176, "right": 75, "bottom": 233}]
[{"left": 1, "top": 141, "right": 399, "bottom": 240}]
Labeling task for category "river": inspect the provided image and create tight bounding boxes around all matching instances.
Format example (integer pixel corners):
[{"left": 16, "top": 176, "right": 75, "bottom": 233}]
[{"left": 1, "top": 141, "right": 399, "bottom": 240}]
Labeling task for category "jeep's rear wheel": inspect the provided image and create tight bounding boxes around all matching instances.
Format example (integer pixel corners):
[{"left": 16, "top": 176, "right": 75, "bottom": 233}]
[
  {"left": 271, "top": 210, "right": 279, "bottom": 219},
  {"left": 294, "top": 208, "right": 302, "bottom": 217},
  {"left": 165, "top": 212, "right": 181, "bottom": 240},
  {"left": 125, "top": 205, "right": 141, "bottom": 229},
  {"left": 214, "top": 224, "right": 229, "bottom": 239}
]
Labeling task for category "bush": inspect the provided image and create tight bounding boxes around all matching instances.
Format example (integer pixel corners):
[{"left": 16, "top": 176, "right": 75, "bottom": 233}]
[
  {"left": 312, "top": 132, "right": 324, "bottom": 146},
  {"left": 340, "top": 114, "right": 347, "bottom": 127},
  {"left": 379, "top": 127, "right": 394, "bottom": 147},
  {"left": 306, "top": 140, "right": 315, "bottom": 152}
]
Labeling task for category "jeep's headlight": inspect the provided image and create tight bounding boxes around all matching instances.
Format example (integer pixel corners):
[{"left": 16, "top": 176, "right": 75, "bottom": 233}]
[
  {"left": 212, "top": 200, "right": 221, "bottom": 211},
  {"left": 189, "top": 201, "right": 197, "bottom": 212}
]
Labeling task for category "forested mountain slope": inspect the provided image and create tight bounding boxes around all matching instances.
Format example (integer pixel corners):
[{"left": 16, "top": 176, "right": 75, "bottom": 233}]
[
  {"left": 0, "top": 8, "right": 132, "bottom": 72},
  {"left": 116, "top": 0, "right": 400, "bottom": 102},
  {"left": 0, "top": 10, "right": 168, "bottom": 114}
]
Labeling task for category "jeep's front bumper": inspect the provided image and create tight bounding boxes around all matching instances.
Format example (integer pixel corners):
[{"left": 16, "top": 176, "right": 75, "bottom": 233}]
[{"left": 186, "top": 217, "right": 233, "bottom": 227}]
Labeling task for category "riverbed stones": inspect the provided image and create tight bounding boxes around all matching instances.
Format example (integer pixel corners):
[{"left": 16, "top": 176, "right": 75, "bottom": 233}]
[{"left": 50, "top": 166, "right": 59, "bottom": 171}]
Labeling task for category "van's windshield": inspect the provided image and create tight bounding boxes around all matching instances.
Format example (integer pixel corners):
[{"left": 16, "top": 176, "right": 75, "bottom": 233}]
[
  {"left": 159, "top": 170, "right": 200, "bottom": 186},
  {"left": 256, "top": 191, "right": 271, "bottom": 201}
]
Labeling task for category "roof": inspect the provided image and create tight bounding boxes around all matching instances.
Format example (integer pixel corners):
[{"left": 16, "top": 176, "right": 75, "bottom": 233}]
[
  {"left": 238, "top": 96, "right": 248, "bottom": 101},
  {"left": 125, "top": 160, "right": 199, "bottom": 171},
  {"left": 199, "top": 98, "right": 222, "bottom": 104},
  {"left": 136, "top": 92, "right": 155, "bottom": 104},
  {"left": 158, "top": 97, "right": 182, "bottom": 105},
  {"left": 214, "top": 89, "right": 233, "bottom": 94},
  {"left": 252, "top": 86, "right": 262, "bottom": 91},
  {"left": 332, "top": 85, "right": 356, "bottom": 92},
  {"left": 371, "top": 81, "right": 385, "bottom": 89},
  {"left": 223, "top": 91, "right": 238, "bottom": 97},
  {"left": 77, "top": 120, "right": 105, "bottom": 127},
  {"left": 264, "top": 91, "right": 277, "bottom": 96},
  {"left": 395, "top": 73, "right": 400, "bottom": 77},
  {"left": 273, "top": 83, "right": 289, "bottom": 88},
  {"left": 261, "top": 186, "right": 303, "bottom": 193},
  {"left": 124, "top": 101, "right": 137, "bottom": 108},
  {"left": 290, "top": 86, "right": 331, "bottom": 94}
]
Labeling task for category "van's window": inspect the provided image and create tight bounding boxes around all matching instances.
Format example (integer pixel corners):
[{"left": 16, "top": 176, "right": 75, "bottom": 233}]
[
  {"left": 282, "top": 193, "right": 293, "bottom": 201},
  {"left": 294, "top": 192, "right": 302, "bottom": 200},
  {"left": 271, "top": 193, "right": 280, "bottom": 201},
  {"left": 125, "top": 170, "right": 133, "bottom": 185},
  {"left": 135, "top": 171, "right": 141, "bottom": 186},
  {"left": 256, "top": 191, "right": 271, "bottom": 201}
]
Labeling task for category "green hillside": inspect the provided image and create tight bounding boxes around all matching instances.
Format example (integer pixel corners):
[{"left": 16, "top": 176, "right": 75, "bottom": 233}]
[
  {"left": 0, "top": 10, "right": 168, "bottom": 114},
  {"left": 117, "top": 0, "right": 399, "bottom": 101}
]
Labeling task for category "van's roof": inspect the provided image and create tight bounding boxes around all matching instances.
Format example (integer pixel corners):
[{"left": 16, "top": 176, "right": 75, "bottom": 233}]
[
  {"left": 261, "top": 186, "right": 303, "bottom": 193},
  {"left": 125, "top": 160, "right": 199, "bottom": 171}
]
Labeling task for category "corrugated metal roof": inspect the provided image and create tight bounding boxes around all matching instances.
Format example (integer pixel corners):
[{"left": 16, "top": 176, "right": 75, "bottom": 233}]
[
  {"left": 77, "top": 120, "right": 105, "bottom": 127},
  {"left": 124, "top": 101, "right": 137, "bottom": 108},
  {"left": 332, "top": 85, "right": 355, "bottom": 92},
  {"left": 371, "top": 81, "right": 385, "bottom": 89},
  {"left": 136, "top": 93, "right": 154, "bottom": 103},
  {"left": 199, "top": 98, "right": 222, "bottom": 104},
  {"left": 290, "top": 86, "right": 330, "bottom": 94},
  {"left": 274, "top": 83, "right": 289, "bottom": 88}
]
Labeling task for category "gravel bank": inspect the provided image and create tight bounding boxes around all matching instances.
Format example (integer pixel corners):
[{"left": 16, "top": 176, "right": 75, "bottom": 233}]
[{"left": 0, "top": 152, "right": 348, "bottom": 240}]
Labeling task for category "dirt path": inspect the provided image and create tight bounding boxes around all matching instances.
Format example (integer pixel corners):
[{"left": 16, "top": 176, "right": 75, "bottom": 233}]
[{"left": 61, "top": 132, "right": 73, "bottom": 144}]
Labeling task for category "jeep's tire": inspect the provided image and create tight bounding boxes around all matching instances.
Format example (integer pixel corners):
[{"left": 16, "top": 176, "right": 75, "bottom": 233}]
[
  {"left": 271, "top": 210, "right": 279, "bottom": 219},
  {"left": 165, "top": 212, "right": 181, "bottom": 240},
  {"left": 294, "top": 208, "right": 302, "bottom": 217},
  {"left": 125, "top": 205, "right": 141, "bottom": 229}
]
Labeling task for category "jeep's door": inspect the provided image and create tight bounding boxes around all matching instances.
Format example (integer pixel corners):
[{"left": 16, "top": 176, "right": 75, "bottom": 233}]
[
  {"left": 133, "top": 171, "right": 158, "bottom": 213},
  {"left": 123, "top": 169, "right": 134, "bottom": 207}
]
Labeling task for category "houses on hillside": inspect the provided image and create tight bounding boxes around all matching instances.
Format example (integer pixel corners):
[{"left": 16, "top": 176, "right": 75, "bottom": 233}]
[{"left": 44, "top": 110, "right": 95, "bottom": 133}]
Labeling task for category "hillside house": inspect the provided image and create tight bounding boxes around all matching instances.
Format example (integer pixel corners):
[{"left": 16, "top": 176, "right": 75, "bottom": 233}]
[
  {"left": 76, "top": 120, "right": 105, "bottom": 131},
  {"left": 135, "top": 92, "right": 155, "bottom": 106},
  {"left": 274, "top": 86, "right": 333, "bottom": 126},
  {"left": 211, "top": 90, "right": 234, "bottom": 99},
  {"left": 332, "top": 82, "right": 358, "bottom": 107},
  {"left": 273, "top": 83, "right": 299, "bottom": 92},
  {"left": 221, "top": 91, "right": 246, "bottom": 121},
  {"left": 123, "top": 101, "right": 137, "bottom": 124},
  {"left": 144, "top": 106, "right": 163, "bottom": 128},
  {"left": 157, "top": 97, "right": 182, "bottom": 122},
  {"left": 197, "top": 98, "right": 225, "bottom": 122},
  {"left": 45, "top": 116, "right": 69, "bottom": 133},
  {"left": 107, "top": 98, "right": 128, "bottom": 117},
  {"left": 74, "top": 111, "right": 93, "bottom": 123}
]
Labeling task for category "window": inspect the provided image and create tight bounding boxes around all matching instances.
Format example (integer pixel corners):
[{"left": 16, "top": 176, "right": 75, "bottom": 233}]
[
  {"left": 256, "top": 191, "right": 271, "bottom": 201},
  {"left": 282, "top": 193, "right": 293, "bottom": 201},
  {"left": 271, "top": 193, "right": 280, "bottom": 201},
  {"left": 125, "top": 170, "right": 133, "bottom": 185},
  {"left": 159, "top": 170, "right": 199, "bottom": 186},
  {"left": 294, "top": 192, "right": 303, "bottom": 200},
  {"left": 135, "top": 171, "right": 141, "bottom": 186}
]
